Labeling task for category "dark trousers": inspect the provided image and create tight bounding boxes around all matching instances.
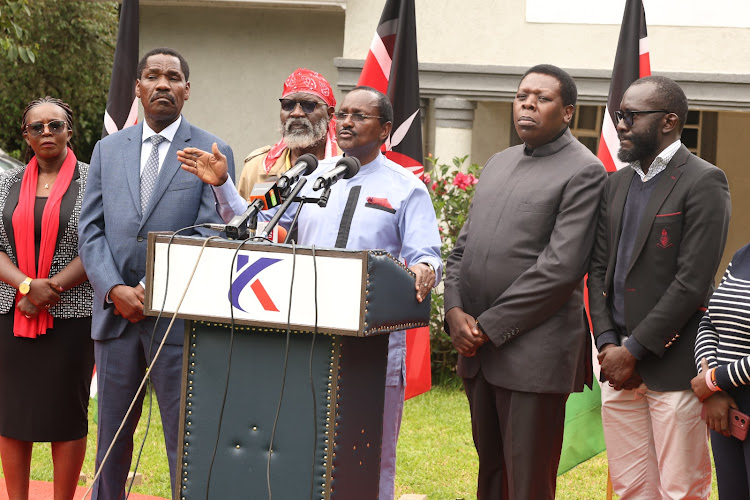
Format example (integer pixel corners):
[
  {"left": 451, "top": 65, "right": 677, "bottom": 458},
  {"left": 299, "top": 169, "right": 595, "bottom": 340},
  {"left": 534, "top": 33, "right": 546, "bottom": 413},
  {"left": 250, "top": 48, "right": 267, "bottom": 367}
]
[
  {"left": 463, "top": 370, "right": 568, "bottom": 500},
  {"left": 92, "top": 324, "right": 184, "bottom": 500},
  {"left": 712, "top": 386, "right": 750, "bottom": 500}
]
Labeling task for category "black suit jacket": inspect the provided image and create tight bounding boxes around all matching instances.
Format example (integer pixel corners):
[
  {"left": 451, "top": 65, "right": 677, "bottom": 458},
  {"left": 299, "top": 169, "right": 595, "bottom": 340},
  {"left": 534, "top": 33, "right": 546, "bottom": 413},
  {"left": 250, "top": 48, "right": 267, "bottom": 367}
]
[{"left": 588, "top": 145, "right": 731, "bottom": 391}]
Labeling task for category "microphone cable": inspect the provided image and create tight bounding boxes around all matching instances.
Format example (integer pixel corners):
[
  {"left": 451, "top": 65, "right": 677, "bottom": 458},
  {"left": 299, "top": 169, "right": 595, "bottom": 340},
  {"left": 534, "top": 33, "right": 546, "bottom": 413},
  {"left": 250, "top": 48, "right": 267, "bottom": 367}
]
[
  {"left": 266, "top": 240, "right": 297, "bottom": 500},
  {"left": 83, "top": 227, "right": 218, "bottom": 500},
  {"left": 204, "top": 234, "right": 269, "bottom": 500},
  {"left": 308, "top": 244, "right": 319, "bottom": 500}
]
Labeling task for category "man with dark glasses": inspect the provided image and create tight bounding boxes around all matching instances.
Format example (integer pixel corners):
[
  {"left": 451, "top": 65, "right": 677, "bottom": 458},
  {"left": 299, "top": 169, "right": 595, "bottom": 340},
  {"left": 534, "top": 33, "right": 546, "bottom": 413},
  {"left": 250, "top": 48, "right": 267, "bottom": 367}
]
[
  {"left": 235, "top": 68, "right": 341, "bottom": 200},
  {"left": 588, "top": 76, "right": 730, "bottom": 499}
]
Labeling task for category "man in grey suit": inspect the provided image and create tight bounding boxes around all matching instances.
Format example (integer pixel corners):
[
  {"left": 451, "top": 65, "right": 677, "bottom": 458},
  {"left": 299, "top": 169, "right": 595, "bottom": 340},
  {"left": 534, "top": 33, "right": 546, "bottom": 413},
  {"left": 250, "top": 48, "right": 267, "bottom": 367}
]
[
  {"left": 588, "top": 76, "right": 730, "bottom": 499},
  {"left": 443, "top": 64, "right": 606, "bottom": 500},
  {"left": 78, "top": 47, "right": 235, "bottom": 500}
]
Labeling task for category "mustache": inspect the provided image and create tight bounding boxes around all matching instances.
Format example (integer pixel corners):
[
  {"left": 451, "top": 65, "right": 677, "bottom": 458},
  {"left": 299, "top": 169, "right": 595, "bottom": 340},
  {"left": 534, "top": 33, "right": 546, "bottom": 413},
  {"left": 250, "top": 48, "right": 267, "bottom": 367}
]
[
  {"left": 151, "top": 93, "right": 175, "bottom": 104},
  {"left": 283, "top": 117, "right": 313, "bottom": 133}
]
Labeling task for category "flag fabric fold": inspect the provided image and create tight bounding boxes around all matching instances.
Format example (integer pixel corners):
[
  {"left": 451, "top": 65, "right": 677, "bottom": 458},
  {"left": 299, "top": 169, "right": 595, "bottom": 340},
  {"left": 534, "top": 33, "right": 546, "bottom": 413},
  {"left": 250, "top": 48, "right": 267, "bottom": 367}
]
[
  {"left": 357, "top": 0, "right": 430, "bottom": 399},
  {"left": 102, "top": 0, "right": 139, "bottom": 138},
  {"left": 597, "top": 0, "right": 651, "bottom": 172}
]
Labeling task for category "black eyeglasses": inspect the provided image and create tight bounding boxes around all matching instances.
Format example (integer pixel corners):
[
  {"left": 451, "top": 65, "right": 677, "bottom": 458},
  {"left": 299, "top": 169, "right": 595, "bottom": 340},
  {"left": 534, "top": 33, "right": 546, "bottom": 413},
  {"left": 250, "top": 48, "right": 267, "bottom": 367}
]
[
  {"left": 25, "top": 120, "right": 67, "bottom": 136},
  {"left": 279, "top": 99, "right": 325, "bottom": 114},
  {"left": 614, "top": 109, "right": 670, "bottom": 127},
  {"left": 334, "top": 112, "right": 384, "bottom": 123}
]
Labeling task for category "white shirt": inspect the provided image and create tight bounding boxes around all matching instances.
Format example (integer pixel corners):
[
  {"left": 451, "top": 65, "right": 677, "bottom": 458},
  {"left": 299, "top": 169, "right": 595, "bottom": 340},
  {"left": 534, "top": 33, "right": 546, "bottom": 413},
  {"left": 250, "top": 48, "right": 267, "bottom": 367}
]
[{"left": 139, "top": 116, "right": 182, "bottom": 176}]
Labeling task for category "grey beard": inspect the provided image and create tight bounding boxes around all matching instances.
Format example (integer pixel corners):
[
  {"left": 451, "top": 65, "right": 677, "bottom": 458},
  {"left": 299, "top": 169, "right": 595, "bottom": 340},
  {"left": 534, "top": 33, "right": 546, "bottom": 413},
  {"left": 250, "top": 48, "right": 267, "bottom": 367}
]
[{"left": 282, "top": 116, "right": 329, "bottom": 150}]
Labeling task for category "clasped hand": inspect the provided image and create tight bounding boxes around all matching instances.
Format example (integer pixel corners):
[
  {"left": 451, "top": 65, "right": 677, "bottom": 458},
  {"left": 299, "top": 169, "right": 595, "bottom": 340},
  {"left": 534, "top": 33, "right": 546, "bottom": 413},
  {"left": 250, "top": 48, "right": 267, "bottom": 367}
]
[
  {"left": 110, "top": 284, "right": 146, "bottom": 323},
  {"left": 445, "top": 307, "right": 490, "bottom": 357},
  {"left": 598, "top": 345, "right": 642, "bottom": 390}
]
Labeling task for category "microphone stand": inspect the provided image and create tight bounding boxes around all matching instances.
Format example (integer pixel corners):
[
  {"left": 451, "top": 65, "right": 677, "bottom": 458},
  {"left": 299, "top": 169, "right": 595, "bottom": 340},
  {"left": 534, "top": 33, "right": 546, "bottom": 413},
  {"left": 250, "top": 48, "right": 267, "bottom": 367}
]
[
  {"left": 283, "top": 187, "right": 331, "bottom": 244},
  {"left": 260, "top": 177, "right": 308, "bottom": 239}
]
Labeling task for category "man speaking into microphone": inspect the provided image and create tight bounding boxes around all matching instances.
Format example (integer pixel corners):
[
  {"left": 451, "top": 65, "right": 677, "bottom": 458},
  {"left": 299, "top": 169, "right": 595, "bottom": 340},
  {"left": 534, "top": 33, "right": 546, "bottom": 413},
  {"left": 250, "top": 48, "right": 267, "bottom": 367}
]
[{"left": 178, "top": 86, "right": 440, "bottom": 500}]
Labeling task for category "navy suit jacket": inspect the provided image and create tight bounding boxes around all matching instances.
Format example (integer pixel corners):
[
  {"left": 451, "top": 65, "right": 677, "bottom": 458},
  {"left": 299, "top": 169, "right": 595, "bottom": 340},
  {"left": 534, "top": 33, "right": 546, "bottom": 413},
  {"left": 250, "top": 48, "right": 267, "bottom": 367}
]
[{"left": 78, "top": 118, "right": 235, "bottom": 344}]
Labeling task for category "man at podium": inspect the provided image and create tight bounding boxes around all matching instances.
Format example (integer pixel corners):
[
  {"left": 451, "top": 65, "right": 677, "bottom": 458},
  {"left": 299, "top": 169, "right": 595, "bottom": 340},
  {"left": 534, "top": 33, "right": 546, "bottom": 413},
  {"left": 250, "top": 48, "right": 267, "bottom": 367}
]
[{"left": 178, "top": 86, "right": 441, "bottom": 500}]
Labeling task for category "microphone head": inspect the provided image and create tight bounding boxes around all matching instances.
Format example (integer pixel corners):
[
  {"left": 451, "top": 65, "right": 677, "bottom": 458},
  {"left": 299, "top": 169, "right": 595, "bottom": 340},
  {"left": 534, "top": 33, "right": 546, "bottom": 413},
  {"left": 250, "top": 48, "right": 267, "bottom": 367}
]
[
  {"left": 295, "top": 153, "right": 319, "bottom": 175},
  {"left": 337, "top": 156, "right": 361, "bottom": 179}
]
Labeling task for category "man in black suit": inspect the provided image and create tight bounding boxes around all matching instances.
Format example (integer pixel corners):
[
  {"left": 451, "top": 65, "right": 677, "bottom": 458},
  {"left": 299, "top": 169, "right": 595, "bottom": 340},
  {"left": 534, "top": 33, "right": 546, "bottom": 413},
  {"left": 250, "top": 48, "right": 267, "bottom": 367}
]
[
  {"left": 588, "top": 76, "right": 730, "bottom": 499},
  {"left": 444, "top": 65, "right": 607, "bottom": 500}
]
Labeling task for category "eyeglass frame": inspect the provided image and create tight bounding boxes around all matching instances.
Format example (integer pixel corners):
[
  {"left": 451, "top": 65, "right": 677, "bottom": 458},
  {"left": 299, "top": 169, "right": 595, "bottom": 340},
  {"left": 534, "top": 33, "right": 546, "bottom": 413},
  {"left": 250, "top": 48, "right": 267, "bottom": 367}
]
[
  {"left": 614, "top": 109, "right": 671, "bottom": 128},
  {"left": 24, "top": 120, "right": 68, "bottom": 137},
  {"left": 278, "top": 99, "right": 326, "bottom": 114},
  {"left": 333, "top": 111, "right": 385, "bottom": 123}
]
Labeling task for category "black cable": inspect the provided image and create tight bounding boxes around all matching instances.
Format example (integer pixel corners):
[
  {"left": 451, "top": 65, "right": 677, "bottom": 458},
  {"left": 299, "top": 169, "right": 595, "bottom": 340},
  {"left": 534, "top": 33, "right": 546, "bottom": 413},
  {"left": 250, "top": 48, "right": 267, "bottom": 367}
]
[
  {"left": 124, "top": 224, "right": 206, "bottom": 500},
  {"left": 204, "top": 236, "right": 249, "bottom": 500},
  {"left": 266, "top": 241, "right": 297, "bottom": 500},
  {"left": 308, "top": 245, "right": 319, "bottom": 499}
]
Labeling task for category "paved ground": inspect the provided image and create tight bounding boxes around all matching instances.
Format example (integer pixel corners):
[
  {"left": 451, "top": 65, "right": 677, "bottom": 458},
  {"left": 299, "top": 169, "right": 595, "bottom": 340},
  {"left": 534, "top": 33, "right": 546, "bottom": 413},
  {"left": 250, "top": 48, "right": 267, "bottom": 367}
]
[{"left": 0, "top": 479, "right": 168, "bottom": 500}]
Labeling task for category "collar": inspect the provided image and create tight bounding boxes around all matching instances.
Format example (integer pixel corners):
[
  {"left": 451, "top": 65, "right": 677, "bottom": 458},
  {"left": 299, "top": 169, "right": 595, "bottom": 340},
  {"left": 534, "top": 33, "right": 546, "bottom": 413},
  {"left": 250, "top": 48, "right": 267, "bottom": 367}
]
[
  {"left": 523, "top": 128, "right": 574, "bottom": 157},
  {"left": 342, "top": 152, "right": 385, "bottom": 175},
  {"left": 142, "top": 116, "right": 182, "bottom": 144},
  {"left": 629, "top": 139, "right": 681, "bottom": 182}
]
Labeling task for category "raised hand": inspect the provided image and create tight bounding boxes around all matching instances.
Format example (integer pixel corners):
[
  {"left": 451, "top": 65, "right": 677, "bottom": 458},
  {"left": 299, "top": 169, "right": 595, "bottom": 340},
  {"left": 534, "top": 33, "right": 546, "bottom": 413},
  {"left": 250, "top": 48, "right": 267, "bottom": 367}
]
[{"left": 178, "top": 142, "right": 229, "bottom": 186}]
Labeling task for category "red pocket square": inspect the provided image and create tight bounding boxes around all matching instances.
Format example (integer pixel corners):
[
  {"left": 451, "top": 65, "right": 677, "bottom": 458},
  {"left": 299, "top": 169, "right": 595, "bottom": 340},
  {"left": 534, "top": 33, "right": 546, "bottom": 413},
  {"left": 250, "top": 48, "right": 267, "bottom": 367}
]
[{"left": 366, "top": 197, "right": 394, "bottom": 210}]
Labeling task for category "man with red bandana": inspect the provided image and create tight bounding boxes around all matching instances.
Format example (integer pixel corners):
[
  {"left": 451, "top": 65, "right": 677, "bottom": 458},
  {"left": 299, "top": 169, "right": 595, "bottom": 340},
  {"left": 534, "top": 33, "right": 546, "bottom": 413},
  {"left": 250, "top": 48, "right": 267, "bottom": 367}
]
[{"left": 236, "top": 68, "right": 342, "bottom": 199}]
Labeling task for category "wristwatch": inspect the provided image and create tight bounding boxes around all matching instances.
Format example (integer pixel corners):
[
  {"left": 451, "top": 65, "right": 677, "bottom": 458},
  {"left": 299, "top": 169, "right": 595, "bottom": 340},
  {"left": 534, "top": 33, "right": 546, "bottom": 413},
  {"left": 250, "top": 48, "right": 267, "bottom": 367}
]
[
  {"left": 18, "top": 277, "right": 32, "bottom": 295},
  {"left": 424, "top": 262, "right": 436, "bottom": 275}
]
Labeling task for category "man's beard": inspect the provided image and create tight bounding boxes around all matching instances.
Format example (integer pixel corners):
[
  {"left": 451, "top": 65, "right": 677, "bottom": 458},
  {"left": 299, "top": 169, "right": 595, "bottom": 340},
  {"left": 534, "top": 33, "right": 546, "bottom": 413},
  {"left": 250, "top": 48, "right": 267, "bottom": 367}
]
[
  {"left": 281, "top": 116, "right": 329, "bottom": 149},
  {"left": 617, "top": 122, "right": 659, "bottom": 164}
]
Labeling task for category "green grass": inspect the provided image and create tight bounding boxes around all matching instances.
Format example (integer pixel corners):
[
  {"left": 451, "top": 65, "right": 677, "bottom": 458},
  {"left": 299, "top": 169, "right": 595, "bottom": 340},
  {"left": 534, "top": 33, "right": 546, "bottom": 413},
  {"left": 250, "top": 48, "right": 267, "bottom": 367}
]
[{"left": 0, "top": 385, "right": 720, "bottom": 500}]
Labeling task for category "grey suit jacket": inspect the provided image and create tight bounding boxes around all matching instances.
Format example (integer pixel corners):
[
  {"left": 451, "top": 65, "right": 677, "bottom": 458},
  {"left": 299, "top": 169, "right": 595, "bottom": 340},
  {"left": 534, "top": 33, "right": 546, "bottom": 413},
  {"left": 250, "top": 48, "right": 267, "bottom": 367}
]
[
  {"left": 588, "top": 145, "right": 731, "bottom": 391},
  {"left": 444, "top": 129, "right": 607, "bottom": 394},
  {"left": 78, "top": 118, "right": 235, "bottom": 344}
]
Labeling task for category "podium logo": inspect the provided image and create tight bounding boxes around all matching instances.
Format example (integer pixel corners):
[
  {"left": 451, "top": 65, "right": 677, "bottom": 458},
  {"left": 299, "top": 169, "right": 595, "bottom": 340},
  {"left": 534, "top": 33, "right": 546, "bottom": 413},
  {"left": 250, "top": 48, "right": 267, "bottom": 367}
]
[{"left": 229, "top": 255, "right": 282, "bottom": 312}]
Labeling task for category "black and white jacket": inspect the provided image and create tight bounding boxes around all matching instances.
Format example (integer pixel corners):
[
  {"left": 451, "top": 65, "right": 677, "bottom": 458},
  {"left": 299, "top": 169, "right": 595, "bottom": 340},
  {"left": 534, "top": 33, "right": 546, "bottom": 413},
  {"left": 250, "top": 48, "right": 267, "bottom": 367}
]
[{"left": 0, "top": 161, "right": 93, "bottom": 318}]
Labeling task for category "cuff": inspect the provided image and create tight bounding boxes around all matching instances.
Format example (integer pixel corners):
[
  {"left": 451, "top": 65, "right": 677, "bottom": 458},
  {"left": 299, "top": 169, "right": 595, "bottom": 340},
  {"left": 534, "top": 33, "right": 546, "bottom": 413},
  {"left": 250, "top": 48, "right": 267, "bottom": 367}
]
[
  {"left": 714, "top": 366, "right": 733, "bottom": 392},
  {"left": 212, "top": 176, "right": 248, "bottom": 223},
  {"left": 624, "top": 336, "right": 651, "bottom": 361},
  {"left": 595, "top": 330, "right": 620, "bottom": 351}
]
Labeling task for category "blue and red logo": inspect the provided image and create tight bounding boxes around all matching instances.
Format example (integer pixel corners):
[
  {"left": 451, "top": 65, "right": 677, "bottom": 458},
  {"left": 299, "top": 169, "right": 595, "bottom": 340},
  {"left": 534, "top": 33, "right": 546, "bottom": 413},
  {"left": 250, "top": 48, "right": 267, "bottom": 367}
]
[{"left": 229, "top": 255, "right": 281, "bottom": 312}]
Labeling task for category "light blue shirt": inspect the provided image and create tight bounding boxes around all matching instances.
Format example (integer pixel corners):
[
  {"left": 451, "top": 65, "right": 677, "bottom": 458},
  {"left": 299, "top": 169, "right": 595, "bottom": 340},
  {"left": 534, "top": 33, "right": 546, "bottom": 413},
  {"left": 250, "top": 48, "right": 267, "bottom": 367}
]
[{"left": 214, "top": 153, "right": 442, "bottom": 385}]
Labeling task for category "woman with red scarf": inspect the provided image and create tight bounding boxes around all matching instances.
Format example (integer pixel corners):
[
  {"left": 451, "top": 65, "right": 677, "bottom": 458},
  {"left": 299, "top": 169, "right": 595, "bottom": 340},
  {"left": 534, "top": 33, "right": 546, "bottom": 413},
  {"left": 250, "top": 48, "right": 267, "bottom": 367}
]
[{"left": 0, "top": 97, "right": 94, "bottom": 500}]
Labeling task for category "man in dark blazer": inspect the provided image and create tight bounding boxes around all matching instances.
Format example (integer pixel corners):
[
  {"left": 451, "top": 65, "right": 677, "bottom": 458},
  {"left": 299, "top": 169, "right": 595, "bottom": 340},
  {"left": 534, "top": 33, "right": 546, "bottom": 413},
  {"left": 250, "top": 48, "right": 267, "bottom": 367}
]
[
  {"left": 588, "top": 76, "right": 730, "bottom": 499},
  {"left": 444, "top": 64, "right": 606, "bottom": 500},
  {"left": 78, "top": 48, "right": 235, "bottom": 500}
]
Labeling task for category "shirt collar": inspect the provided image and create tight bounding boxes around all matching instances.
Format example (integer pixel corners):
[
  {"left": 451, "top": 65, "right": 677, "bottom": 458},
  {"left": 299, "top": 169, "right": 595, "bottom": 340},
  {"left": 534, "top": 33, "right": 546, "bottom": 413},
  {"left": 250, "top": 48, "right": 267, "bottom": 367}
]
[
  {"left": 523, "top": 128, "right": 574, "bottom": 157},
  {"left": 142, "top": 116, "right": 182, "bottom": 144},
  {"left": 629, "top": 139, "right": 681, "bottom": 182},
  {"left": 342, "top": 151, "right": 385, "bottom": 175}
]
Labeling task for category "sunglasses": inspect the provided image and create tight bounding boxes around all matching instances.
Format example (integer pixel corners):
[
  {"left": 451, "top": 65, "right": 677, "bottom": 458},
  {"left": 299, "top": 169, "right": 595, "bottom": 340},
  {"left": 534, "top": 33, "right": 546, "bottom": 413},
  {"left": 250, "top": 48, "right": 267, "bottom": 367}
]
[
  {"left": 614, "top": 109, "right": 670, "bottom": 128},
  {"left": 279, "top": 99, "right": 325, "bottom": 114},
  {"left": 334, "top": 112, "right": 384, "bottom": 123},
  {"left": 25, "top": 120, "right": 67, "bottom": 137}
]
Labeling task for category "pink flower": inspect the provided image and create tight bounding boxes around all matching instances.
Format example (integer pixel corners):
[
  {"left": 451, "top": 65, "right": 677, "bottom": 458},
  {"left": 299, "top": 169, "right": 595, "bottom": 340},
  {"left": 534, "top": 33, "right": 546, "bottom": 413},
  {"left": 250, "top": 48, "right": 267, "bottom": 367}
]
[
  {"left": 431, "top": 181, "right": 438, "bottom": 191},
  {"left": 423, "top": 172, "right": 431, "bottom": 184},
  {"left": 452, "top": 172, "right": 478, "bottom": 191}
]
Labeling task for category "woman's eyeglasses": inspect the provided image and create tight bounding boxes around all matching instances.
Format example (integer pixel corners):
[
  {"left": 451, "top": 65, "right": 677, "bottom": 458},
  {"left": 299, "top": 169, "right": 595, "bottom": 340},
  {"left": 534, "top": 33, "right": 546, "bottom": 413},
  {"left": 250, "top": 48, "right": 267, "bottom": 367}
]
[
  {"left": 279, "top": 99, "right": 325, "bottom": 114},
  {"left": 25, "top": 120, "right": 67, "bottom": 137}
]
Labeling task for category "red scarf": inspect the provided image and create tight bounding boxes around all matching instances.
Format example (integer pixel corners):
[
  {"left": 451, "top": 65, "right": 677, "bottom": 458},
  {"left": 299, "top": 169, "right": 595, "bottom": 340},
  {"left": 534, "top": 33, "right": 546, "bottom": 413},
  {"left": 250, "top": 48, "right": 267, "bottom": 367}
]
[{"left": 12, "top": 148, "right": 76, "bottom": 338}]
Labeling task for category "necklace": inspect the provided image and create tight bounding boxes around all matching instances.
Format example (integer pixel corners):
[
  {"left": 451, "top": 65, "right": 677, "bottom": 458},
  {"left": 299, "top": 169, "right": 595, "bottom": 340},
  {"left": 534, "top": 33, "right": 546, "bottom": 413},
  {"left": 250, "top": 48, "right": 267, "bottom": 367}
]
[{"left": 39, "top": 172, "right": 58, "bottom": 190}]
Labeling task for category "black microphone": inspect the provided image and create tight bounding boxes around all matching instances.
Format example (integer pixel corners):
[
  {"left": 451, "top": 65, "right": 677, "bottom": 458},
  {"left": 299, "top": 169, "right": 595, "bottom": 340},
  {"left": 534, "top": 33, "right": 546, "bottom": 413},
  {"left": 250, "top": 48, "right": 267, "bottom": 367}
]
[
  {"left": 312, "top": 156, "right": 361, "bottom": 191},
  {"left": 225, "top": 182, "right": 282, "bottom": 239},
  {"left": 276, "top": 153, "right": 318, "bottom": 195}
]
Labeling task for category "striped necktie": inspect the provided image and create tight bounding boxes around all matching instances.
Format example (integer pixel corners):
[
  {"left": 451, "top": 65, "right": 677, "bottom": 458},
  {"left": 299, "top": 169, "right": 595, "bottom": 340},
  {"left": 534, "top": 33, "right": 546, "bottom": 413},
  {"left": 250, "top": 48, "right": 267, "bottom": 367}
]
[{"left": 140, "top": 134, "right": 166, "bottom": 212}]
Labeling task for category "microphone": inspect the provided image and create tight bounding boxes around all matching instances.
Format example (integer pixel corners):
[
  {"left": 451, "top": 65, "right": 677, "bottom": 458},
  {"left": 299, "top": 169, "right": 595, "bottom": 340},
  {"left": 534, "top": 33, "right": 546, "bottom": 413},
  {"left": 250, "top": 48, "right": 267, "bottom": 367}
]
[
  {"left": 225, "top": 182, "right": 282, "bottom": 240},
  {"left": 276, "top": 153, "right": 319, "bottom": 195},
  {"left": 312, "top": 156, "right": 361, "bottom": 191}
]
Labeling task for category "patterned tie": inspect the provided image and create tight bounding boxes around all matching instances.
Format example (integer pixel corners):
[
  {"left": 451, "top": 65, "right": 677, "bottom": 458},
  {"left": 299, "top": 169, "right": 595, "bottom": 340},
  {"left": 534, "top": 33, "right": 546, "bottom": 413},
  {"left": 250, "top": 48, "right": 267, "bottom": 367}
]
[{"left": 140, "top": 134, "right": 166, "bottom": 212}]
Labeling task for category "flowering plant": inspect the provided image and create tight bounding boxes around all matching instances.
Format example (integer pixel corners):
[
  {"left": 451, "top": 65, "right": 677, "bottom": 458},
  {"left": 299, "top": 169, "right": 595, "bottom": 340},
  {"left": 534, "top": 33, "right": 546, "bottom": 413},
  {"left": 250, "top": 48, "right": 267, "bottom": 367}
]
[{"left": 423, "top": 155, "right": 482, "bottom": 382}]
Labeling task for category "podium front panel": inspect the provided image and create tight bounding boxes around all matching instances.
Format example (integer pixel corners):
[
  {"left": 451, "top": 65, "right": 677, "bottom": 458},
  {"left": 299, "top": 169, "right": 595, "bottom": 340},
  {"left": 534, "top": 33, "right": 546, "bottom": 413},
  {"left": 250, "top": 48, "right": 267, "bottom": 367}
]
[{"left": 178, "top": 321, "right": 389, "bottom": 500}]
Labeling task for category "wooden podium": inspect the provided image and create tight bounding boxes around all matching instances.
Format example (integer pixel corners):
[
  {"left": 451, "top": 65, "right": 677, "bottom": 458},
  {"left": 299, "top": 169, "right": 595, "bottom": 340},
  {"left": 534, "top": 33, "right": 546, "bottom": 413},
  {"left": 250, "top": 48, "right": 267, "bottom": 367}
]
[{"left": 145, "top": 234, "right": 429, "bottom": 499}]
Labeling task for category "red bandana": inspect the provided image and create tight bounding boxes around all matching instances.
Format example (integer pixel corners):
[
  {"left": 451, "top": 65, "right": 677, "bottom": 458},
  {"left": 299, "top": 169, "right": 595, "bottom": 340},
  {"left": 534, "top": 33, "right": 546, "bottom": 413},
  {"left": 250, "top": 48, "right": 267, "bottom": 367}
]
[
  {"left": 12, "top": 148, "right": 77, "bottom": 338},
  {"left": 264, "top": 68, "right": 338, "bottom": 173}
]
